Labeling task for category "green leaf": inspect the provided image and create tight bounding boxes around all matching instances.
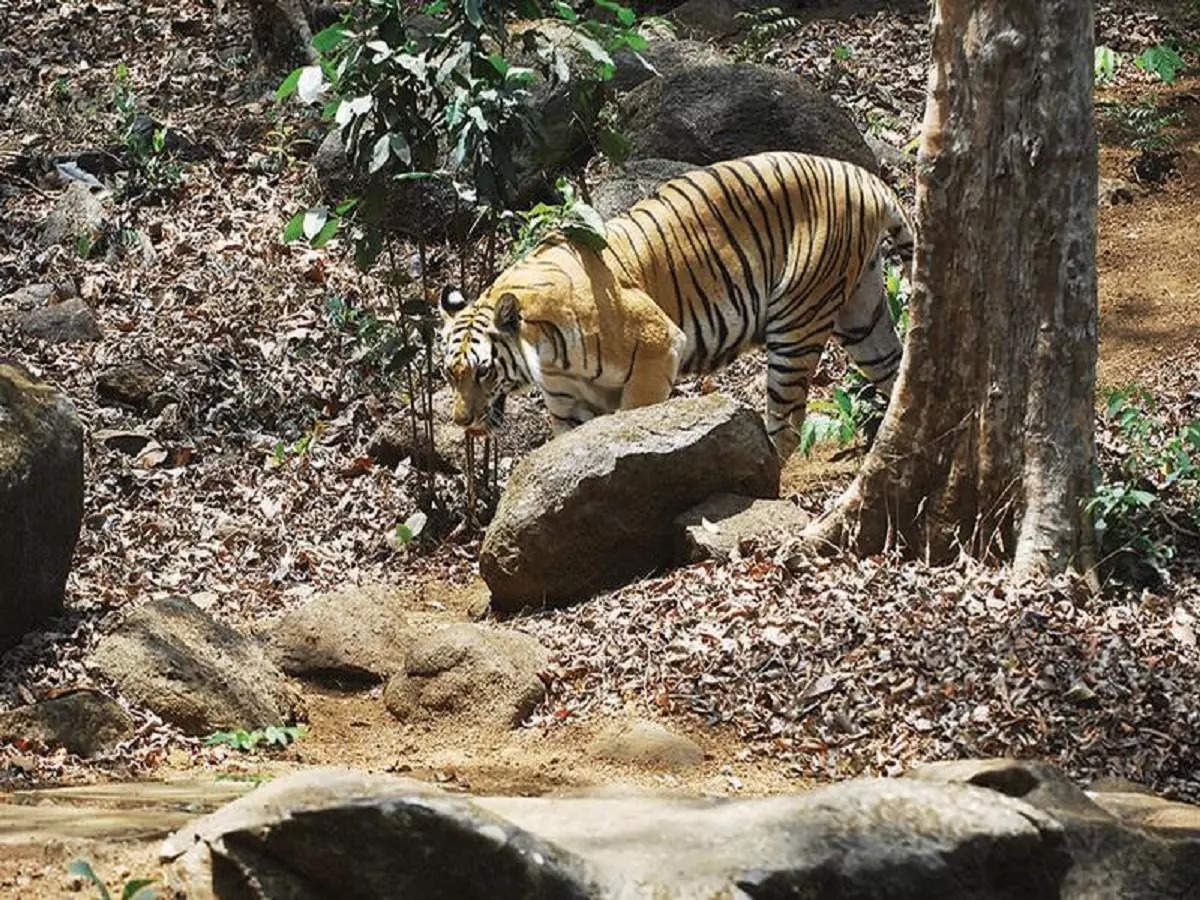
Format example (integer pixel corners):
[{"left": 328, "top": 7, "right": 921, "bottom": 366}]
[
  {"left": 311, "top": 23, "right": 348, "bottom": 54},
  {"left": 552, "top": 1, "right": 579, "bottom": 23},
  {"left": 464, "top": 0, "right": 483, "bottom": 28},
  {"left": 370, "top": 133, "right": 391, "bottom": 173},
  {"left": 390, "top": 132, "right": 412, "bottom": 166},
  {"left": 303, "top": 206, "right": 329, "bottom": 240},
  {"left": 335, "top": 198, "right": 359, "bottom": 215},
  {"left": 395, "top": 522, "right": 414, "bottom": 544},
  {"left": 311, "top": 217, "right": 340, "bottom": 248},
  {"left": 595, "top": 0, "right": 636, "bottom": 25},
  {"left": 562, "top": 201, "right": 608, "bottom": 251},
  {"left": 68, "top": 860, "right": 112, "bottom": 900},
  {"left": 574, "top": 31, "right": 614, "bottom": 70},
  {"left": 1135, "top": 44, "right": 1184, "bottom": 84},
  {"left": 121, "top": 879, "right": 157, "bottom": 900},
  {"left": 488, "top": 52, "right": 509, "bottom": 76},
  {"left": 275, "top": 67, "right": 303, "bottom": 101},
  {"left": 283, "top": 212, "right": 305, "bottom": 244}
]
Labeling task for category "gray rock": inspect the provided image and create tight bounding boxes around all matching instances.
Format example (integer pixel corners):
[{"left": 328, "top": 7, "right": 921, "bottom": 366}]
[
  {"left": 38, "top": 181, "right": 106, "bottom": 249},
  {"left": 907, "top": 758, "right": 1200, "bottom": 898},
  {"left": 0, "top": 690, "right": 134, "bottom": 756},
  {"left": 591, "top": 719, "right": 704, "bottom": 769},
  {"left": 668, "top": 0, "right": 776, "bottom": 37},
  {"left": 161, "top": 768, "right": 597, "bottom": 899},
  {"left": 17, "top": 298, "right": 101, "bottom": 343},
  {"left": 0, "top": 362, "right": 84, "bottom": 651},
  {"left": 591, "top": 158, "right": 696, "bottom": 219},
  {"left": 162, "top": 766, "right": 1098, "bottom": 899},
  {"left": 383, "top": 624, "right": 548, "bottom": 730},
  {"left": 674, "top": 493, "right": 811, "bottom": 563},
  {"left": 96, "top": 360, "right": 167, "bottom": 411},
  {"left": 1, "top": 283, "right": 55, "bottom": 310},
  {"left": 610, "top": 39, "right": 727, "bottom": 94},
  {"left": 621, "top": 62, "right": 877, "bottom": 173},
  {"left": 267, "top": 584, "right": 410, "bottom": 685},
  {"left": 88, "top": 596, "right": 305, "bottom": 735},
  {"left": 480, "top": 394, "right": 779, "bottom": 611}
]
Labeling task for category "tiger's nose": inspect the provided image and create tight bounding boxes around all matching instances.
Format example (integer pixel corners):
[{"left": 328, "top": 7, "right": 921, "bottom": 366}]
[{"left": 452, "top": 405, "right": 472, "bottom": 427}]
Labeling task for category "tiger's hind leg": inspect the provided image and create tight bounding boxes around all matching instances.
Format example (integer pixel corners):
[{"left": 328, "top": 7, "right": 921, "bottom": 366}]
[
  {"left": 833, "top": 251, "right": 903, "bottom": 397},
  {"left": 765, "top": 321, "right": 831, "bottom": 461}
]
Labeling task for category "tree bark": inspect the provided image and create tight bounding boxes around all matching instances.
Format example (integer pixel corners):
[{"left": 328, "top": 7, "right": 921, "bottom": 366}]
[{"left": 806, "top": 0, "right": 1099, "bottom": 584}]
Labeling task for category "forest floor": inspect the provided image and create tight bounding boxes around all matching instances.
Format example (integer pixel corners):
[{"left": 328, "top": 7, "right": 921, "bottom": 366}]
[{"left": 2, "top": 0, "right": 1200, "bottom": 891}]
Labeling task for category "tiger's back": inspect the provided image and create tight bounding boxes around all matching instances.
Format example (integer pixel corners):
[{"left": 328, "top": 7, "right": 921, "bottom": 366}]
[{"left": 440, "top": 151, "right": 912, "bottom": 458}]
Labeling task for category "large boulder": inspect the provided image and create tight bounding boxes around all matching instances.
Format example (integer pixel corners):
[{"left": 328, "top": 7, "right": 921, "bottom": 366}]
[
  {"left": 266, "top": 584, "right": 411, "bottom": 686},
  {"left": 0, "top": 362, "right": 84, "bottom": 650},
  {"left": 383, "top": 624, "right": 548, "bottom": 730},
  {"left": 621, "top": 62, "right": 877, "bottom": 172},
  {"left": 160, "top": 761, "right": 1200, "bottom": 898},
  {"left": 88, "top": 596, "right": 305, "bottom": 735},
  {"left": 591, "top": 158, "right": 695, "bottom": 219},
  {"left": 480, "top": 394, "right": 779, "bottom": 611},
  {"left": 0, "top": 689, "right": 134, "bottom": 756},
  {"left": 610, "top": 39, "right": 727, "bottom": 94}
]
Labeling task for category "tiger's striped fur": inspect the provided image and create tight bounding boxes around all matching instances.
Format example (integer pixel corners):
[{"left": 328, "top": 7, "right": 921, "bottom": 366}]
[{"left": 440, "top": 150, "right": 913, "bottom": 459}]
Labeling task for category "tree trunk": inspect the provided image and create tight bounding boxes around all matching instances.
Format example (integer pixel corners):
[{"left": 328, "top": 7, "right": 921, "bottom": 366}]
[{"left": 806, "top": 0, "right": 1099, "bottom": 584}]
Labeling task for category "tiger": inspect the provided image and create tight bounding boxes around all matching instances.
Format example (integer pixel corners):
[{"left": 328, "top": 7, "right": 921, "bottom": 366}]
[{"left": 439, "top": 150, "right": 913, "bottom": 460}]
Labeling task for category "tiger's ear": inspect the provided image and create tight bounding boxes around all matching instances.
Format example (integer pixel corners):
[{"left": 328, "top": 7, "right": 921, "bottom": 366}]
[
  {"left": 493, "top": 292, "right": 521, "bottom": 335},
  {"left": 440, "top": 286, "right": 468, "bottom": 321}
]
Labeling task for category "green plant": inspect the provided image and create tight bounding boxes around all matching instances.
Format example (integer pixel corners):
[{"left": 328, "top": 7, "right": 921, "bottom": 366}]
[
  {"left": 833, "top": 44, "right": 852, "bottom": 62},
  {"left": 732, "top": 6, "right": 800, "bottom": 63},
  {"left": 274, "top": 0, "right": 651, "bottom": 527},
  {"left": 799, "top": 384, "right": 877, "bottom": 457},
  {"left": 1111, "top": 98, "right": 1182, "bottom": 154},
  {"left": 204, "top": 725, "right": 308, "bottom": 751},
  {"left": 502, "top": 175, "right": 606, "bottom": 261},
  {"left": 1135, "top": 43, "right": 1185, "bottom": 84},
  {"left": 884, "top": 263, "right": 911, "bottom": 337},
  {"left": 1089, "top": 386, "right": 1200, "bottom": 581},
  {"left": 394, "top": 510, "right": 428, "bottom": 545},
  {"left": 68, "top": 859, "right": 158, "bottom": 900},
  {"left": 110, "top": 63, "right": 183, "bottom": 203},
  {"left": 1094, "top": 45, "right": 1122, "bottom": 84}
]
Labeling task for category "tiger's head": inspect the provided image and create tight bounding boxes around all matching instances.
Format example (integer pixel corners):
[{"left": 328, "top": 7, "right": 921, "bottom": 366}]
[{"left": 439, "top": 285, "right": 524, "bottom": 436}]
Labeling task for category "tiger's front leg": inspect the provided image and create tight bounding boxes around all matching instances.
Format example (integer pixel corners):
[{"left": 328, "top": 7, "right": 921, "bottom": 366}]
[{"left": 541, "top": 385, "right": 599, "bottom": 435}]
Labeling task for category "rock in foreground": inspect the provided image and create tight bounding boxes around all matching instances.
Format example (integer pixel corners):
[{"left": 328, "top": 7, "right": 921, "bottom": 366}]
[
  {"left": 0, "top": 362, "right": 84, "bottom": 650},
  {"left": 674, "top": 493, "right": 811, "bottom": 563},
  {"left": 88, "top": 596, "right": 304, "bottom": 734},
  {"left": 480, "top": 394, "right": 779, "bottom": 612},
  {"left": 161, "top": 759, "right": 1200, "bottom": 899}
]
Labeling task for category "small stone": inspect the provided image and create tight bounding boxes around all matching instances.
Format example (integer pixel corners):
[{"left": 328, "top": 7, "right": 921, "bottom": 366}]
[
  {"left": 0, "top": 689, "right": 133, "bottom": 756},
  {"left": 96, "top": 361, "right": 165, "bottom": 410},
  {"left": 592, "top": 719, "right": 705, "bottom": 769},
  {"left": 16, "top": 299, "right": 101, "bottom": 343}
]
